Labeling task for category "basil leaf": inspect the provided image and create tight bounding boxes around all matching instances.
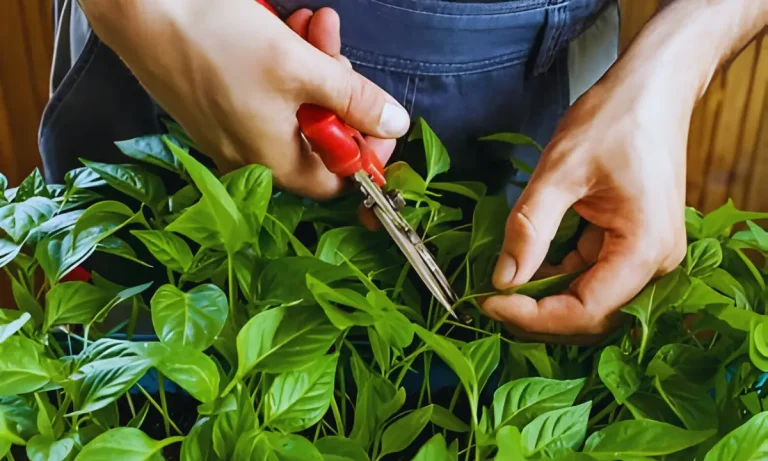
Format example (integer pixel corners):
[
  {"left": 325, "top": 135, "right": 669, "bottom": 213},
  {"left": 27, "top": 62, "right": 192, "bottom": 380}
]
[
  {"left": 74, "top": 427, "right": 181, "bottom": 460},
  {"left": 412, "top": 324, "right": 477, "bottom": 404},
  {"left": 0, "top": 197, "right": 57, "bottom": 242},
  {"left": 654, "top": 375, "right": 718, "bottom": 431},
  {"left": 14, "top": 169, "right": 49, "bottom": 202},
  {"left": 493, "top": 377, "right": 585, "bottom": 430},
  {"left": 703, "top": 411, "right": 768, "bottom": 461},
  {"left": 265, "top": 354, "right": 338, "bottom": 433},
  {"left": 315, "top": 436, "right": 369, "bottom": 461},
  {"left": 428, "top": 181, "right": 487, "bottom": 201},
  {"left": 26, "top": 435, "right": 75, "bottom": 461},
  {"left": 44, "top": 282, "right": 113, "bottom": 331},
  {"left": 520, "top": 402, "right": 591, "bottom": 458},
  {"left": 646, "top": 344, "right": 720, "bottom": 383},
  {"left": 384, "top": 162, "right": 428, "bottom": 196},
  {"left": 11, "top": 278, "right": 44, "bottom": 327},
  {"left": 686, "top": 238, "right": 723, "bottom": 278},
  {"left": 479, "top": 132, "right": 543, "bottom": 152},
  {"left": 379, "top": 406, "right": 433, "bottom": 458},
  {"left": 0, "top": 312, "right": 31, "bottom": 343},
  {"left": 598, "top": 346, "right": 641, "bottom": 404},
  {"left": 462, "top": 335, "right": 500, "bottom": 393},
  {"left": 181, "top": 417, "right": 215, "bottom": 461},
  {"left": 409, "top": 118, "right": 450, "bottom": 183},
  {"left": 221, "top": 164, "right": 273, "bottom": 232},
  {"left": 701, "top": 199, "right": 768, "bottom": 238},
  {"left": 307, "top": 274, "right": 376, "bottom": 329},
  {"left": 583, "top": 420, "right": 715, "bottom": 459},
  {"left": 315, "top": 226, "right": 395, "bottom": 272},
  {"left": 0, "top": 336, "right": 57, "bottom": 396},
  {"left": 114, "top": 135, "right": 181, "bottom": 173},
  {"left": 468, "top": 196, "right": 508, "bottom": 260},
  {"left": 80, "top": 160, "right": 166, "bottom": 211},
  {"left": 150, "top": 284, "right": 228, "bottom": 351},
  {"left": 495, "top": 426, "right": 525, "bottom": 461},
  {"left": 233, "top": 431, "right": 322, "bottom": 461},
  {"left": 131, "top": 230, "right": 194, "bottom": 273},
  {"left": 235, "top": 305, "right": 340, "bottom": 376},
  {"left": 149, "top": 343, "right": 220, "bottom": 403}
]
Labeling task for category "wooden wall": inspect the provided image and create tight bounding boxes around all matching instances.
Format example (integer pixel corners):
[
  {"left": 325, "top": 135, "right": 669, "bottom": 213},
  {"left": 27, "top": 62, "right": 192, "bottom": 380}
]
[{"left": 0, "top": 0, "right": 766, "bottom": 207}]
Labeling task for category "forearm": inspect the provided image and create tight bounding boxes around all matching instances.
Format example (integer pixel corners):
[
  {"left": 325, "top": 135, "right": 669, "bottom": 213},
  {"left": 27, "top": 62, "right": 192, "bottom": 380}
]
[{"left": 606, "top": 0, "right": 768, "bottom": 111}]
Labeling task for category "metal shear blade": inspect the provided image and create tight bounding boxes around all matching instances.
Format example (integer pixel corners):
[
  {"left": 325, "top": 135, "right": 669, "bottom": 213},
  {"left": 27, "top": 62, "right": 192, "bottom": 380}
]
[{"left": 354, "top": 171, "right": 460, "bottom": 319}]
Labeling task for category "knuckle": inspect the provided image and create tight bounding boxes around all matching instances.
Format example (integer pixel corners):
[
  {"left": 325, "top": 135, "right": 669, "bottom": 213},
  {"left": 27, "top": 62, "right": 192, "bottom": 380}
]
[{"left": 508, "top": 205, "right": 540, "bottom": 240}]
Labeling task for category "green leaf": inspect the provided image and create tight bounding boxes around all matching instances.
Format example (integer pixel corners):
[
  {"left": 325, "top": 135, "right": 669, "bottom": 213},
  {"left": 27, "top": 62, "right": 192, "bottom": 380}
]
[
  {"left": 368, "top": 328, "right": 391, "bottom": 375},
  {"left": 412, "top": 434, "right": 456, "bottom": 461},
  {"left": 233, "top": 431, "right": 323, "bottom": 461},
  {"left": 26, "top": 209, "right": 84, "bottom": 244},
  {"left": 428, "top": 181, "right": 487, "bottom": 201},
  {"left": 0, "top": 173, "right": 6, "bottom": 193},
  {"left": 468, "top": 196, "right": 508, "bottom": 260},
  {"left": 495, "top": 426, "right": 525, "bottom": 461},
  {"left": 462, "top": 335, "right": 500, "bottom": 393},
  {"left": 165, "top": 201, "right": 224, "bottom": 250},
  {"left": 0, "top": 197, "right": 57, "bottom": 242},
  {"left": 493, "top": 377, "right": 585, "bottom": 430},
  {"left": 348, "top": 354, "right": 403, "bottom": 447},
  {"left": 0, "top": 312, "right": 30, "bottom": 343},
  {"left": 257, "top": 257, "right": 353, "bottom": 307},
  {"left": 750, "top": 320, "right": 768, "bottom": 372},
  {"left": 686, "top": 207, "right": 703, "bottom": 239},
  {"left": 95, "top": 236, "right": 151, "bottom": 267},
  {"left": 429, "top": 404, "right": 470, "bottom": 433},
  {"left": 131, "top": 230, "right": 194, "bottom": 273},
  {"left": 366, "top": 290, "right": 415, "bottom": 351},
  {"left": 221, "top": 164, "right": 273, "bottom": 232},
  {"left": 11, "top": 278, "right": 44, "bottom": 327},
  {"left": 583, "top": 420, "right": 715, "bottom": 459},
  {"left": 0, "top": 336, "right": 56, "bottom": 396},
  {"left": 163, "top": 137, "right": 246, "bottom": 254},
  {"left": 127, "top": 401, "right": 150, "bottom": 429},
  {"left": 162, "top": 120, "right": 201, "bottom": 151},
  {"left": 148, "top": 342, "right": 220, "bottom": 403},
  {"left": 74, "top": 427, "right": 181, "bottom": 460},
  {"left": 703, "top": 411, "right": 768, "bottom": 461},
  {"left": 235, "top": 305, "right": 340, "bottom": 376},
  {"left": 384, "top": 162, "right": 428, "bottom": 196},
  {"left": 0, "top": 237, "right": 23, "bottom": 269},
  {"left": 409, "top": 118, "right": 450, "bottom": 183},
  {"left": 212, "top": 388, "right": 258, "bottom": 459},
  {"left": 315, "top": 436, "right": 370, "bottom": 461},
  {"left": 0, "top": 396, "right": 37, "bottom": 445},
  {"left": 479, "top": 132, "right": 543, "bottom": 152},
  {"left": 701, "top": 199, "right": 768, "bottom": 238},
  {"left": 114, "top": 135, "right": 181, "bottom": 173},
  {"left": 260, "top": 192, "right": 304, "bottom": 258},
  {"left": 306, "top": 274, "right": 376, "bottom": 329},
  {"left": 44, "top": 282, "right": 113, "bottom": 331},
  {"left": 315, "top": 227, "right": 394, "bottom": 273},
  {"left": 654, "top": 376, "right": 718, "bottom": 431},
  {"left": 26, "top": 435, "right": 75, "bottom": 461},
  {"left": 181, "top": 417, "right": 215, "bottom": 461},
  {"left": 686, "top": 238, "right": 723, "bottom": 278},
  {"left": 621, "top": 268, "right": 690, "bottom": 346},
  {"left": 266, "top": 354, "right": 338, "bottom": 433},
  {"left": 598, "top": 346, "right": 641, "bottom": 404},
  {"left": 499, "top": 270, "right": 584, "bottom": 299},
  {"left": 150, "top": 284, "right": 228, "bottom": 351},
  {"left": 14, "top": 169, "right": 49, "bottom": 202},
  {"left": 624, "top": 392, "right": 681, "bottom": 424},
  {"left": 680, "top": 278, "right": 734, "bottom": 313},
  {"left": 80, "top": 160, "right": 166, "bottom": 211},
  {"left": 520, "top": 402, "right": 591, "bottom": 458},
  {"left": 646, "top": 344, "right": 720, "bottom": 383},
  {"left": 431, "top": 230, "right": 471, "bottom": 267},
  {"left": 412, "top": 324, "right": 477, "bottom": 402},
  {"left": 378, "top": 406, "right": 433, "bottom": 459}
]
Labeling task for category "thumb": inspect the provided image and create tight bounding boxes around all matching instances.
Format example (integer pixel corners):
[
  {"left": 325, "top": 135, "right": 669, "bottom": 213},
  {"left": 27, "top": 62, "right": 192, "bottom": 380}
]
[
  {"left": 493, "top": 179, "right": 575, "bottom": 290},
  {"left": 304, "top": 57, "right": 410, "bottom": 139}
]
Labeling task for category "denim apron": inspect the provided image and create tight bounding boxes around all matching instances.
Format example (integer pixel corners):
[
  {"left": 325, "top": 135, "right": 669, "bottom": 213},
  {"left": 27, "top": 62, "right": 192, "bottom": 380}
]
[{"left": 44, "top": 0, "right": 616, "bottom": 198}]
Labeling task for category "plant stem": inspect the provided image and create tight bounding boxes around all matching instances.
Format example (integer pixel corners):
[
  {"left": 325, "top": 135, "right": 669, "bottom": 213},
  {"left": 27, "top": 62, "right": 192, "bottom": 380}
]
[
  {"left": 167, "top": 268, "right": 176, "bottom": 287},
  {"left": 227, "top": 253, "right": 236, "bottom": 318},
  {"left": 588, "top": 401, "right": 619, "bottom": 429},
  {"left": 157, "top": 372, "right": 171, "bottom": 438},
  {"left": 126, "top": 392, "right": 137, "bottom": 419},
  {"left": 329, "top": 396, "right": 345, "bottom": 436},
  {"left": 136, "top": 384, "right": 183, "bottom": 436}
]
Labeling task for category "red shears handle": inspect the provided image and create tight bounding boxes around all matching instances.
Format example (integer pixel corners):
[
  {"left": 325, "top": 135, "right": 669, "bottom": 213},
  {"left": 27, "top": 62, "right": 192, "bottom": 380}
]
[{"left": 255, "top": 0, "right": 386, "bottom": 186}]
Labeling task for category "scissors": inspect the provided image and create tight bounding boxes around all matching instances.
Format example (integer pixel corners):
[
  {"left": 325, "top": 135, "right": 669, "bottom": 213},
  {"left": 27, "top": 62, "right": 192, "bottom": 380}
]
[{"left": 255, "top": 0, "right": 468, "bottom": 323}]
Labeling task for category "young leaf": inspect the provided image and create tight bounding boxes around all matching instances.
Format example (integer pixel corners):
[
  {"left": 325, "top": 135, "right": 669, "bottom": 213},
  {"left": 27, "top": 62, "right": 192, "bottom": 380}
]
[
  {"left": 750, "top": 320, "right": 768, "bottom": 372},
  {"left": 26, "top": 435, "right": 75, "bottom": 461},
  {"left": 148, "top": 343, "right": 220, "bottom": 404},
  {"left": 429, "top": 404, "right": 470, "bottom": 433},
  {"left": 431, "top": 230, "right": 471, "bottom": 267},
  {"left": 654, "top": 376, "right": 718, "bottom": 431},
  {"left": 150, "top": 284, "right": 228, "bottom": 351},
  {"left": 468, "top": 196, "right": 508, "bottom": 260},
  {"left": 44, "top": 282, "right": 113, "bottom": 331},
  {"left": 315, "top": 227, "right": 395, "bottom": 272},
  {"left": 221, "top": 164, "right": 273, "bottom": 231},
  {"left": 685, "top": 238, "right": 723, "bottom": 278},
  {"left": 384, "top": 162, "right": 428, "bottom": 196},
  {"left": 265, "top": 354, "right": 338, "bottom": 433},
  {"left": 479, "top": 132, "right": 543, "bottom": 152},
  {"left": 701, "top": 199, "right": 768, "bottom": 238},
  {"left": 583, "top": 420, "right": 715, "bottom": 459},
  {"left": 163, "top": 137, "right": 246, "bottom": 254},
  {"left": 409, "top": 118, "right": 450, "bottom": 183},
  {"left": 315, "top": 436, "right": 370, "bottom": 461},
  {"left": 493, "top": 377, "right": 585, "bottom": 430},
  {"left": 233, "top": 431, "right": 323, "bottom": 461},
  {"left": 80, "top": 160, "right": 166, "bottom": 211},
  {"left": 499, "top": 270, "right": 584, "bottom": 299},
  {"left": 74, "top": 427, "right": 181, "bottom": 460},
  {"left": 258, "top": 257, "right": 353, "bottom": 306},
  {"left": 368, "top": 328, "right": 391, "bottom": 375},
  {"left": 114, "top": 135, "right": 181, "bottom": 173},
  {"left": 181, "top": 417, "right": 216, "bottom": 461},
  {"left": 235, "top": 305, "right": 340, "bottom": 377},
  {"left": 462, "top": 335, "right": 500, "bottom": 393},
  {"left": 428, "top": 181, "right": 487, "bottom": 201},
  {"left": 13, "top": 169, "right": 49, "bottom": 202},
  {"left": 680, "top": 278, "right": 734, "bottom": 313},
  {"left": 412, "top": 324, "right": 476, "bottom": 402},
  {"left": 0, "top": 312, "right": 31, "bottom": 343},
  {"left": 520, "top": 402, "right": 591, "bottom": 458},
  {"left": 624, "top": 392, "right": 681, "bottom": 424},
  {"left": 0, "top": 197, "right": 57, "bottom": 242},
  {"left": 646, "top": 344, "right": 720, "bottom": 383},
  {"left": 0, "top": 336, "right": 56, "bottom": 396},
  {"left": 598, "top": 346, "right": 641, "bottom": 404},
  {"left": 702, "top": 411, "right": 768, "bottom": 461},
  {"left": 307, "top": 274, "right": 376, "bottom": 329},
  {"left": 212, "top": 388, "right": 259, "bottom": 459},
  {"left": 10, "top": 278, "right": 44, "bottom": 326},
  {"left": 165, "top": 201, "right": 225, "bottom": 251},
  {"left": 495, "top": 426, "right": 526, "bottom": 461},
  {"left": 378, "top": 406, "right": 433, "bottom": 459},
  {"left": 131, "top": 230, "right": 194, "bottom": 273}
]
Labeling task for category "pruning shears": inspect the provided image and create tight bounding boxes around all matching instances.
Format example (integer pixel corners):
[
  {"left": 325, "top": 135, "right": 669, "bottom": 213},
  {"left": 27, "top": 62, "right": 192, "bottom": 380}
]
[{"left": 255, "top": 0, "right": 465, "bottom": 321}]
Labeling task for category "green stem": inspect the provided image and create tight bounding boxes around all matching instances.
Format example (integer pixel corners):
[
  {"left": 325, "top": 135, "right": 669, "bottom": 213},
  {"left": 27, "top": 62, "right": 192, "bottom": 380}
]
[
  {"left": 167, "top": 268, "right": 176, "bottom": 287},
  {"left": 227, "top": 253, "right": 236, "bottom": 318},
  {"left": 329, "top": 396, "right": 345, "bottom": 436},
  {"left": 464, "top": 426, "right": 475, "bottom": 461},
  {"left": 136, "top": 384, "right": 183, "bottom": 435},
  {"left": 157, "top": 372, "right": 171, "bottom": 438},
  {"left": 637, "top": 330, "right": 650, "bottom": 365},
  {"left": 126, "top": 392, "right": 137, "bottom": 419},
  {"left": 588, "top": 401, "right": 619, "bottom": 429}
]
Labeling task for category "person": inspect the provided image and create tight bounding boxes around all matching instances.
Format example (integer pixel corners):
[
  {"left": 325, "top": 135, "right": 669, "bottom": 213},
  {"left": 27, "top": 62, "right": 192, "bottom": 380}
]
[{"left": 43, "top": 0, "right": 767, "bottom": 342}]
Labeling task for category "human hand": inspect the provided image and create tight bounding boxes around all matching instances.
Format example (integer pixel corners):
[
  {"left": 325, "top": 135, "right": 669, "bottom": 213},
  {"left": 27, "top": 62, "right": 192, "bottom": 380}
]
[
  {"left": 80, "top": 0, "right": 407, "bottom": 200},
  {"left": 480, "top": 70, "right": 689, "bottom": 344}
]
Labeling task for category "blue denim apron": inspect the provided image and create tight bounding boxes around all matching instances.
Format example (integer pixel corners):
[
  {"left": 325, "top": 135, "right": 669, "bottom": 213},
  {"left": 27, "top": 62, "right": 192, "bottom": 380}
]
[{"left": 43, "top": 0, "right": 612, "bottom": 199}]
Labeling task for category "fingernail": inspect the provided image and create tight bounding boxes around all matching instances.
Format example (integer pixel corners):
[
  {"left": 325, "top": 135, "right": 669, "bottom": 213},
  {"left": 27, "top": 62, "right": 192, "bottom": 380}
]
[
  {"left": 378, "top": 103, "right": 410, "bottom": 138},
  {"left": 493, "top": 256, "right": 517, "bottom": 289}
]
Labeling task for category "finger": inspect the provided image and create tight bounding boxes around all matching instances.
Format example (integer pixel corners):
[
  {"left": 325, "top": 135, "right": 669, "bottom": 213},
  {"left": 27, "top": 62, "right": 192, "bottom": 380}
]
[
  {"left": 308, "top": 8, "right": 342, "bottom": 57},
  {"left": 493, "top": 178, "right": 576, "bottom": 290},
  {"left": 303, "top": 57, "right": 409, "bottom": 139},
  {"left": 358, "top": 206, "right": 380, "bottom": 231},
  {"left": 551, "top": 224, "right": 603, "bottom": 273},
  {"left": 285, "top": 9, "right": 313, "bottom": 40},
  {"left": 364, "top": 136, "right": 397, "bottom": 166},
  {"left": 336, "top": 55, "right": 353, "bottom": 70}
]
